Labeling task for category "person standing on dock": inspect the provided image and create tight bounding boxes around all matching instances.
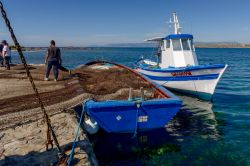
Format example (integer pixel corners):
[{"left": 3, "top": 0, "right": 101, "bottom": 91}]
[
  {"left": 0, "top": 42, "right": 3, "bottom": 67},
  {"left": 44, "top": 40, "right": 62, "bottom": 81},
  {"left": 1, "top": 40, "right": 11, "bottom": 70}
]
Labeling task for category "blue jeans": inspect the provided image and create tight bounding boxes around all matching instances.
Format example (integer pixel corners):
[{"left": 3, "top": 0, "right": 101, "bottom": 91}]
[
  {"left": 0, "top": 56, "right": 4, "bottom": 66},
  {"left": 4, "top": 56, "right": 10, "bottom": 70},
  {"left": 45, "top": 60, "right": 59, "bottom": 79}
]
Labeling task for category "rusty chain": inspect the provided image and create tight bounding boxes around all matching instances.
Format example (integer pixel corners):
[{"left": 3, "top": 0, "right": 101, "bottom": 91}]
[{"left": 0, "top": 1, "right": 65, "bottom": 157}]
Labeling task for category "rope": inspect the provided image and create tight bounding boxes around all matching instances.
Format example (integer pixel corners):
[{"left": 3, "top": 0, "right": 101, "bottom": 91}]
[
  {"left": 0, "top": 1, "right": 64, "bottom": 156},
  {"left": 67, "top": 98, "right": 93, "bottom": 166},
  {"left": 144, "top": 88, "right": 156, "bottom": 96}
]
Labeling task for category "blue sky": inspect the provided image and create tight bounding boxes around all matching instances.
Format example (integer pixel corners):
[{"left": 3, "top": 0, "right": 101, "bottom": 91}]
[{"left": 0, "top": 0, "right": 250, "bottom": 46}]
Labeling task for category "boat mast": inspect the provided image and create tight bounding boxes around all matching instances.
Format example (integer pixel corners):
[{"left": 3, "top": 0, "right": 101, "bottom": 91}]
[{"left": 170, "top": 12, "right": 181, "bottom": 34}]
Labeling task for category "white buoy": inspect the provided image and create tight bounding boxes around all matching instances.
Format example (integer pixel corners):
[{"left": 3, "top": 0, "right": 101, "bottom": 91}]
[{"left": 82, "top": 117, "right": 99, "bottom": 135}]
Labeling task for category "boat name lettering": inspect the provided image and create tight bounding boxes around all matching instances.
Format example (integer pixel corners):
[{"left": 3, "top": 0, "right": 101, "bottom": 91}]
[
  {"left": 138, "top": 116, "right": 148, "bottom": 122},
  {"left": 171, "top": 71, "right": 192, "bottom": 76}
]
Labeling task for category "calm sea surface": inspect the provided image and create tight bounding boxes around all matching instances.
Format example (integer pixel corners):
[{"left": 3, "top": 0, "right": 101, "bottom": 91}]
[{"left": 11, "top": 48, "right": 250, "bottom": 165}]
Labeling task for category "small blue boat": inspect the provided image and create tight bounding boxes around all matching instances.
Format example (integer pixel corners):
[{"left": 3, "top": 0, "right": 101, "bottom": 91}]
[{"left": 82, "top": 61, "right": 182, "bottom": 133}]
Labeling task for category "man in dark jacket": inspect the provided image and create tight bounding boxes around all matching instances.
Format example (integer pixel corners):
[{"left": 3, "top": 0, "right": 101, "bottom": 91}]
[{"left": 44, "top": 40, "right": 62, "bottom": 81}]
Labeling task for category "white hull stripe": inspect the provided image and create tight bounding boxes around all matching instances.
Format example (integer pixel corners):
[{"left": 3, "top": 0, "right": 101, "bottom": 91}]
[
  {"left": 136, "top": 68, "right": 222, "bottom": 77},
  {"left": 138, "top": 64, "right": 225, "bottom": 73},
  {"left": 142, "top": 73, "right": 219, "bottom": 81}
]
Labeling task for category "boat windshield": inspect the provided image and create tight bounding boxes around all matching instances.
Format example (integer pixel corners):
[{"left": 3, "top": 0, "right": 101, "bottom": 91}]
[
  {"left": 172, "top": 39, "right": 182, "bottom": 51},
  {"left": 165, "top": 40, "right": 170, "bottom": 48},
  {"left": 190, "top": 39, "right": 194, "bottom": 51},
  {"left": 160, "top": 40, "right": 165, "bottom": 51},
  {"left": 181, "top": 39, "right": 190, "bottom": 50}
]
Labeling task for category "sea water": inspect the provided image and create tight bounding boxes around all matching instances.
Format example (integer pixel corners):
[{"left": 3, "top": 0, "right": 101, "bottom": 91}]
[{"left": 11, "top": 48, "right": 250, "bottom": 165}]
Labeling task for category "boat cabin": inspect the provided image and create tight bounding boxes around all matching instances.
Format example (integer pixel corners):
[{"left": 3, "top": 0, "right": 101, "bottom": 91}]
[
  {"left": 147, "top": 34, "right": 198, "bottom": 68},
  {"left": 146, "top": 13, "right": 199, "bottom": 68},
  {"left": 161, "top": 34, "right": 198, "bottom": 68}
]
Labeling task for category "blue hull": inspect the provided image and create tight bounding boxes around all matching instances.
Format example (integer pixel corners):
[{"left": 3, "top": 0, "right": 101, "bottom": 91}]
[
  {"left": 82, "top": 60, "right": 183, "bottom": 133},
  {"left": 85, "top": 98, "right": 182, "bottom": 133}
]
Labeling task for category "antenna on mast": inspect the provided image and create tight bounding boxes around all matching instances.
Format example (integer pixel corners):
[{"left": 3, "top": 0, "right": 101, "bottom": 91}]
[{"left": 169, "top": 12, "right": 181, "bottom": 34}]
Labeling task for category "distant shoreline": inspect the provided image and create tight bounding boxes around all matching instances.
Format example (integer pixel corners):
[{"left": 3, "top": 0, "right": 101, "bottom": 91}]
[
  {"left": 10, "top": 47, "right": 107, "bottom": 52},
  {"left": 9, "top": 45, "right": 250, "bottom": 52},
  {"left": 195, "top": 44, "right": 250, "bottom": 48}
]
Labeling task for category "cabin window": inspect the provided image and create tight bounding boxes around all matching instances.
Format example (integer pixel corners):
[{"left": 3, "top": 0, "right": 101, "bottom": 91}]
[
  {"left": 172, "top": 39, "right": 182, "bottom": 51},
  {"left": 190, "top": 39, "right": 195, "bottom": 51},
  {"left": 161, "top": 41, "right": 165, "bottom": 51},
  {"left": 166, "top": 40, "right": 170, "bottom": 48},
  {"left": 181, "top": 39, "right": 190, "bottom": 50}
]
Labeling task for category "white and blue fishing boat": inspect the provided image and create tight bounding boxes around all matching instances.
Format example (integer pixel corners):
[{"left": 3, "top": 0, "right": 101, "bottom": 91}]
[{"left": 135, "top": 12, "right": 227, "bottom": 100}]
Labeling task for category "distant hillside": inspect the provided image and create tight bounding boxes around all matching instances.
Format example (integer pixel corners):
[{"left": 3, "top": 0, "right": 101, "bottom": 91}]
[
  {"left": 95, "top": 42, "right": 156, "bottom": 48},
  {"left": 9, "top": 46, "right": 102, "bottom": 51},
  {"left": 9, "top": 42, "right": 250, "bottom": 51},
  {"left": 100, "top": 42, "right": 250, "bottom": 48},
  {"left": 195, "top": 42, "right": 250, "bottom": 48}
]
